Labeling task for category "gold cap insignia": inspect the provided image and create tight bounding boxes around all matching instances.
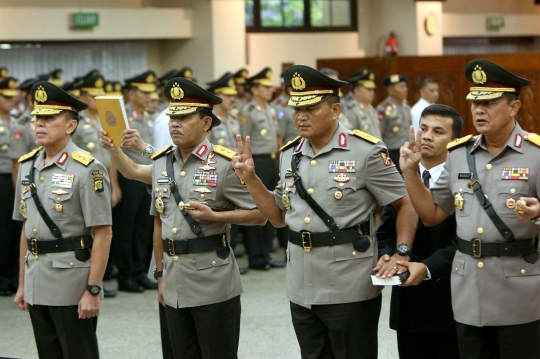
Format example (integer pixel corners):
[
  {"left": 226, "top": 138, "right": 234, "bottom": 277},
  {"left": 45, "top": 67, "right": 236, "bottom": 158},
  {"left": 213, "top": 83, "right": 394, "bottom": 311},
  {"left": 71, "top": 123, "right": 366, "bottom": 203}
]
[
  {"left": 95, "top": 78, "right": 104, "bottom": 88},
  {"left": 8, "top": 79, "right": 15, "bottom": 88},
  {"left": 369, "top": 73, "right": 375, "bottom": 80},
  {"left": 472, "top": 65, "right": 487, "bottom": 85},
  {"left": 266, "top": 69, "right": 272, "bottom": 79},
  {"left": 291, "top": 72, "right": 306, "bottom": 91},
  {"left": 35, "top": 85, "right": 47, "bottom": 103},
  {"left": 184, "top": 69, "right": 192, "bottom": 79},
  {"left": 114, "top": 83, "right": 122, "bottom": 92},
  {"left": 0, "top": 69, "right": 6, "bottom": 77},
  {"left": 105, "top": 83, "right": 112, "bottom": 92},
  {"left": 146, "top": 74, "right": 156, "bottom": 83},
  {"left": 228, "top": 78, "right": 235, "bottom": 88},
  {"left": 390, "top": 74, "right": 400, "bottom": 83},
  {"left": 170, "top": 82, "right": 184, "bottom": 100},
  {"left": 241, "top": 70, "right": 248, "bottom": 77}
]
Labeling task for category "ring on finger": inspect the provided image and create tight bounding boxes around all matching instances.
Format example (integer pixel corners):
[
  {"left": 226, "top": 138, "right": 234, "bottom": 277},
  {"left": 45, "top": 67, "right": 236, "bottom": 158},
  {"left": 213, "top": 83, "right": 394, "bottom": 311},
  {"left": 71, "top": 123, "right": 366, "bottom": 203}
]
[{"left": 393, "top": 266, "right": 399, "bottom": 272}]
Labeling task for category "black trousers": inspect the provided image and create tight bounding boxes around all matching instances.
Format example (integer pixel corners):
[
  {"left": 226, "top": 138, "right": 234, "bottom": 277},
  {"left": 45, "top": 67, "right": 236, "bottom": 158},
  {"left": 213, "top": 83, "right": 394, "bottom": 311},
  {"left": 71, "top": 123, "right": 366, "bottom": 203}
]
[
  {"left": 165, "top": 295, "right": 241, "bottom": 359},
  {"left": 112, "top": 173, "right": 154, "bottom": 281},
  {"left": 28, "top": 304, "right": 99, "bottom": 359},
  {"left": 290, "top": 295, "right": 382, "bottom": 359},
  {"left": 243, "top": 155, "right": 279, "bottom": 265},
  {"left": 0, "top": 173, "right": 22, "bottom": 289},
  {"left": 397, "top": 331, "right": 460, "bottom": 359},
  {"left": 456, "top": 320, "right": 540, "bottom": 359},
  {"left": 159, "top": 302, "right": 174, "bottom": 359}
]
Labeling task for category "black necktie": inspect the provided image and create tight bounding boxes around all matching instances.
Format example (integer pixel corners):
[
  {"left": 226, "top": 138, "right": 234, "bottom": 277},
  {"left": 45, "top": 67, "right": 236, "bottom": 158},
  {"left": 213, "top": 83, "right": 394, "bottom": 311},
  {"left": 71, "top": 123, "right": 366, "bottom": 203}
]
[{"left": 422, "top": 170, "right": 431, "bottom": 189}]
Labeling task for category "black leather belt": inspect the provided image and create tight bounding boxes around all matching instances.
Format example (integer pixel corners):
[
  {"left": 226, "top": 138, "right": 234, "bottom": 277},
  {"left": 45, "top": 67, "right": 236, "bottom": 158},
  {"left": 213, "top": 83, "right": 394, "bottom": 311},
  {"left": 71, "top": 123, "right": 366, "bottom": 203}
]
[
  {"left": 163, "top": 233, "right": 227, "bottom": 256},
  {"left": 457, "top": 237, "right": 536, "bottom": 258},
  {"left": 288, "top": 222, "right": 370, "bottom": 251},
  {"left": 27, "top": 236, "right": 93, "bottom": 255}
]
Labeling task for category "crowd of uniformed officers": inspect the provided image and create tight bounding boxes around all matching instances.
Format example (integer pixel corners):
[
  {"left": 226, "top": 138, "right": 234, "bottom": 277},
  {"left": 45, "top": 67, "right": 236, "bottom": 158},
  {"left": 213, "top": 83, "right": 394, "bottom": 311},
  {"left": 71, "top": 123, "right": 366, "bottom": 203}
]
[{"left": 2, "top": 57, "right": 540, "bottom": 359}]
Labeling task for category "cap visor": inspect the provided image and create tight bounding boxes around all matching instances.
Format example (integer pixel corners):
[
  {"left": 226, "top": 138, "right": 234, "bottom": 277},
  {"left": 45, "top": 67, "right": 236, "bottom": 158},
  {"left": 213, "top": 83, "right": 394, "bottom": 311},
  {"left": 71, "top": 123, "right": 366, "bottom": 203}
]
[
  {"left": 166, "top": 105, "right": 200, "bottom": 116},
  {"left": 133, "top": 83, "right": 157, "bottom": 93},
  {"left": 466, "top": 91, "right": 505, "bottom": 101},
  {"left": 288, "top": 94, "right": 325, "bottom": 107}
]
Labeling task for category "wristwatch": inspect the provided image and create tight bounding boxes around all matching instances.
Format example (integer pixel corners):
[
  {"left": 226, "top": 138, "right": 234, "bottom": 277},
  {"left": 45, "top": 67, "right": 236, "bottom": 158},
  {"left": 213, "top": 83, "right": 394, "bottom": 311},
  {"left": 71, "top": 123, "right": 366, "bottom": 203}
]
[
  {"left": 395, "top": 243, "right": 412, "bottom": 258},
  {"left": 142, "top": 144, "right": 154, "bottom": 157},
  {"left": 86, "top": 284, "right": 102, "bottom": 296},
  {"left": 153, "top": 269, "right": 163, "bottom": 280}
]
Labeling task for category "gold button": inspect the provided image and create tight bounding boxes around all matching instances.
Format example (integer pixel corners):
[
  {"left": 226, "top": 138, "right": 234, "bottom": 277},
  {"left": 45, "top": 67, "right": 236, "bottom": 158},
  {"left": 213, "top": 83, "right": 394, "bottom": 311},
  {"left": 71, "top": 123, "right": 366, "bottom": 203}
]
[
  {"left": 69, "top": 262, "right": 74, "bottom": 267},
  {"left": 155, "top": 188, "right": 159, "bottom": 193},
  {"left": 307, "top": 188, "right": 314, "bottom": 195},
  {"left": 304, "top": 217, "right": 311, "bottom": 224},
  {"left": 486, "top": 164, "right": 493, "bottom": 170},
  {"left": 352, "top": 251, "right": 357, "bottom": 256},
  {"left": 477, "top": 228, "right": 484, "bottom": 234},
  {"left": 454, "top": 267, "right": 458, "bottom": 272},
  {"left": 200, "top": 194, "right": 205, "bottom": 199},
  {"left": 212, "top": 261, "right": 216, "bottom": 266},
  {"left": 180, "top": 171, "right": 186, "bottom": 177},
  {"left": 34, "top": 255, "right": 38, "bottom": 260},
  {"left": 484, "top": 195, "right": 488, "bottom": 199},
  {"left": 521, "top": 269, "right": 526, "bottom": 275},
  {"left": 173, "top": 256, "right": 179, "bottom": 262},
  {"left": 33, "top": 229, "right": 37, "bottom": 235},
  {"left": 459, "top": 188, "right": 463, "bottom": 193},
  {"left": 510, "top": 189, "right": 516, "bottom": 194},
  {"left": 39, "top": 177, "right": 44, "bottom": 182},
  {"left": 270, "top": 152, "right": 276, "bottom": 159},
  {"left": 286, "top": 249, "right": 288, "bottom": 253},
  {"left": 172, "top": 228, "right": 178, "bottom": 234},
  {"left": 477, "top": 262, "right": 484, "bottom": 269},
  {"left": 339, "top": 183, "right": 344, "bottom": 188},
  {"left": 163, "top": 188, "right": 168, "bottom": 193},
  {"left": 310, "top": 160, "right": 317, "bottom": 166}
]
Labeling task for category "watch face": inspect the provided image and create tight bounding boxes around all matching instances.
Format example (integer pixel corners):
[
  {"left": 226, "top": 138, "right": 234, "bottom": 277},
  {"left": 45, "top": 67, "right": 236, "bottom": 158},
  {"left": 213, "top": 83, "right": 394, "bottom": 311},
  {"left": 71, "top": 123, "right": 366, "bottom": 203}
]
[
  {"left": 88, "top": 285, "right": 101, "bottom": 295},
  {"left": 397, "top": 243, "right": 410, "bottom": 254}
]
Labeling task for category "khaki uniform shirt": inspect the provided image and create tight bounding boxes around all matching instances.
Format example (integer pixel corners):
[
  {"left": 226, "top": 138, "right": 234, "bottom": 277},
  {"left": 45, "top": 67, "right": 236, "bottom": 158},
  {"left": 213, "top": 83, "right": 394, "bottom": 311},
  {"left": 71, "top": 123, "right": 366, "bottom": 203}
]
[
  {"left": 239, "top": 100, "right": 279, "bottom": 155},
  {"left": 73, "top": 113, "right": 112, "bottom": 169},
  {"left": 344, "top": 102, "right": 381, "bottom": 139},
  {"left": 10, "top": 114, "right": 37, "bottom": 162},
  {"left": 432, "top": 122, "right": 540, "bottom": 326},
  {"left": 274, "top": 122, "right": 407, "bottom": 308},
  {"left": 377, "top": 97, "right": 412, "bottom": 151},
  {"left": 12, "top": 140, "right": 112, "bottom": 306},
  {"left": 208, "top": 110, "right": 240, "bottom": 150},
  {"left": 150, "top": 138, "right": 256, "bottom": 308},
  {"left": 0, "top": 115, "right": 18, "bottom": 174},
  {"left": 274, "top": 103, "right": 299, "bottom": 145},
  {"left": 124, "top": 104, "right": 154, "bottom": 165}
]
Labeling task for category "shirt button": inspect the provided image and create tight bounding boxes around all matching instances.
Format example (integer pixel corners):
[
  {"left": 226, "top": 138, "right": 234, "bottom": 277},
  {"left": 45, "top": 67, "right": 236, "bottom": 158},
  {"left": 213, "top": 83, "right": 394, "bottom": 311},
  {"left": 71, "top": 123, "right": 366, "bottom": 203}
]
[
  {"left": 352, "top": 251, "right": 357, "bottom": 256},
  {"left": 163, "top": 188, "right": 168, "bottom": 193},
  {"left": 172, "top": 228, "right": 178, "bottom": 234},
  {"left": 477, "top": 262, "right": 484, "bottom": 269},
  {"left": 307, "top": 188, "right": 314, "bottom": 195},
  {"left": 173, "top": 256, "right": 179, "bottom": 262},
  {"left": 155, "top": 188, "right": 159, "bottom": 193},
  {"left": 180, "top": 171, "right": 187, "bottom": 177},
  {"left": 310, "top": 160, "right": 317, "bottom": 166},
  {"left": 339, "top": 183, "right": 344, "bottom": 188},
  {"left": 521, "top": 269, "right": 526, "bottom": 275},
  {"left": 39, "top": 177, "right": 44, "bottom": 182},
  {"left": 200, "top": 194, "right": 205, "bottom": 199},
  {"left": 459, "top": 188, "right": 463, "bottom": 193},
  {"left": 33, "top": 229, "right": 37, "bottom": 235},
  {"left": 304, "top": 217, "right": 311, "bottom": 224},
  {"left": 69, "top": 262, "right": 74, "bottom": 267},
  {"left": 510, "top": 189, "right": 516, "bottom": 194},
  {"left": 477, "top": 228, "right": 483, "bottom": 234},
  {"left": 486, "top": 164, "right": 493, "bottom": 170},
  {"left": 454, "top": 267, "right": 459, "bottom": 272},
  {"left": 212, "top": 261, "right": 216, "bottom": 266}
]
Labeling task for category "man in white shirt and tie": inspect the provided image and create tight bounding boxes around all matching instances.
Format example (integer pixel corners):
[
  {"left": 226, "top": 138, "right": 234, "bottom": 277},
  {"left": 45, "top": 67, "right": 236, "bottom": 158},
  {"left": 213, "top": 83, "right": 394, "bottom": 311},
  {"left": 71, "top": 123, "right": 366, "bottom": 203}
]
[{"left": 411, "top": 77, "right": 439, "bottom": 134}]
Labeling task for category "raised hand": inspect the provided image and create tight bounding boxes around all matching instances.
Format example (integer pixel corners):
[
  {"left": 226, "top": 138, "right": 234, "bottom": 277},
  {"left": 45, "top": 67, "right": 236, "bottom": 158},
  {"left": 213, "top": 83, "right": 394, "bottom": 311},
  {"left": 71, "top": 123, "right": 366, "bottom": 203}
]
[
  {"left": 99, "top": 129, "right": 115, "bottom": 150},
  {"left": 399, "top": 126, "right": 423, "bottom": 175},
  {"left": 232, "top": 134, "right": 257, "bottom": 184},
  {"left": 515, "top": 197, "right": 540, "bottom": 221},
  {"left": 121, "top": 129, "right": 147, "bottom": 153}
]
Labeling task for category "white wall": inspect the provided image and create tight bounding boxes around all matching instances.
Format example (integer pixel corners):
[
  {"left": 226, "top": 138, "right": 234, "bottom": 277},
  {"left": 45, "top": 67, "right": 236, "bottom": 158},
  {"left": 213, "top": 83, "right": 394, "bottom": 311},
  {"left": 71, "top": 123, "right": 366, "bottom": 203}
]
[
  {"left": 415, "top": 2, "right": 443, "bottom": 55},
  {"left": 443, "top": 13, "right": 540, "bottom": 38}
]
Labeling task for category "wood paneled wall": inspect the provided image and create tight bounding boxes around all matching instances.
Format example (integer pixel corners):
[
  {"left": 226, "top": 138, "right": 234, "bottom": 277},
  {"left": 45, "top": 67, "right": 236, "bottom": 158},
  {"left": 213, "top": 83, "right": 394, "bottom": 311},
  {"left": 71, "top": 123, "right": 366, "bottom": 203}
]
[{"left": 317, "top": 54, "right": 540, "bottom": 136}]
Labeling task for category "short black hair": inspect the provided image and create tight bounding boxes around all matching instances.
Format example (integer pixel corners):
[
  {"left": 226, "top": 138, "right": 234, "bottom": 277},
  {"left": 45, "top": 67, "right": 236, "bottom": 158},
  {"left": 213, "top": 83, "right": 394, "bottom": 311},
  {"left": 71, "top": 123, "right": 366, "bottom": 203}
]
[
  {"left": 419, "top": 77, "right": 437, "bottom": 90},
  {"left": 198, "top": 108, "right": 215, "bottom": 129},
  {"left": 324, "top": 94, "right": 340, "bottom": 106},
  {"left": 62, "top": 111, "right": 80, "bottom": 135},
  {"left": 420, "top": 104, "right": 463, "bottom": 139}
]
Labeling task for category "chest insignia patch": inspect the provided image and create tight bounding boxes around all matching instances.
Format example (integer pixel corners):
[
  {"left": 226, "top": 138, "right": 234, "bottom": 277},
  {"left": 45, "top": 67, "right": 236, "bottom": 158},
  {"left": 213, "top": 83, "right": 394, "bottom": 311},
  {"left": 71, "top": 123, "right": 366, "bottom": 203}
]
[
  {"left": 458, "top": 173, "right": 473, "bottom": 180},
  {"left": 338, "top": 132, "right": 347, "bottom": 147},
  {"left": 193, "top": 171, "right": 218, "bottom": 187},
  {"left": 195, "top": 187, "right": 212, "bottom": 194},
  {"left": 328, "top": 160, "right": 355, "bottom": 173},
  {"left": 502, "top": 167, "right": 529, "bottom": 181},
  {"left": 157, "top": 178, "right": 169, "bottom": 184},
  {"left": 333, "top": 173, "right": 350, "bottom": 183},
  {"left": 51, "top": 173, "right": 74, "bottom": 189},
  {"left": 52, "top": 189, "right": 69, "bottom": 195},
  {"left": 161, "top": 171, "right": 168, "bottom": 177}
]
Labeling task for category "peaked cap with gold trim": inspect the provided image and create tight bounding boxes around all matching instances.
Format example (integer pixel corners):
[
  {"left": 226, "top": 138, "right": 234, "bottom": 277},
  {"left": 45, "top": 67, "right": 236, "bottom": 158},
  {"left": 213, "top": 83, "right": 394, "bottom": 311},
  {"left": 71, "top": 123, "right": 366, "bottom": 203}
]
[
  {"left": 79, "top": 73, "right": 106, "bottom": 97},
  {"left": 62, "top": 81, "right": 82, "bottom": 98},
  {"left": 48, "top": 68, "right": 63, "bottom": 87},
  {"left": 465, "top": 59, "right": 530, "bottom": 101},
  {"left": 233, "top": 68, "right": 249, "bottom": 84},
  {"left": 0, "top": 77, "right": 19, "bottom": 97},
  {"left": 124, "top": 70, "right": 157, "bottom": 93},
  {"left": 246, "top": 67, "right": 273, "bottom": 87},
  {"left": 284, "top": 65, "right": 348, "bottom": 107},
  {"left": 31, "top": 80, "right": 88, "bottom": 116},
  {"left": 164, "top": 77, "right": 222, "bottom": 127},
  {"left": 104, "top": 81, "right": 123, "bottom": 96},
  {"left": 383, "top": 74, "right": 406, "bottom": 87},
  {"left": 0, "top": 67, "right": 8, "bottom": 80},
  {"left": 206, "top": 72, "right": 238, "bottom": 96},
  {"left": 346, "top": 68, "right": 376, "bottom": 89},
  {"left": 177, "top": 67, "right": 193, "bottom": 81},
  {"left": 159, "top": 69, "right": 178, "bottom": 86},
  {"left": 19, "top": 78, "right": 38, "bottom": 97}
]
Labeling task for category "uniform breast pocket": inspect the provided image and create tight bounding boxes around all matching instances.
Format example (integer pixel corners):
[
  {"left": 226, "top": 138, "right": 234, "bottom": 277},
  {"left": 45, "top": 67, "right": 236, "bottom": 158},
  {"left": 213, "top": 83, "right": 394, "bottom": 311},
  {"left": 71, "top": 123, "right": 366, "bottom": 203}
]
[
  {"left": 452, "top": 187, "right": 474, "bottom": 217},
  {"left": 47, "top": 191, "right": 74, "bottom": 221},
  {"left": 326, "top": 176, "right": 357, "bottom": 208},
  {"left": 155, "top": 187, "right": 174, "bottom": 218},
  {"left": 52, "top": 254, "right": 91, "bottom": 269},
  {"left": 496, "top": 182, "right": 529, "bottom": 218},
  {"left": 194, "top": 251, "right": 230, "bottom": 271}
]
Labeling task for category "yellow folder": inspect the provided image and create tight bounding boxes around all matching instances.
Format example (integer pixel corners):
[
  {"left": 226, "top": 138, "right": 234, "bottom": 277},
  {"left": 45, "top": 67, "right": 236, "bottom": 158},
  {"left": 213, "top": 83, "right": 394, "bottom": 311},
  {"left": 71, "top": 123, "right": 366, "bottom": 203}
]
[{"left": 95, "top": 96, "right": 129, "bottom": 146}]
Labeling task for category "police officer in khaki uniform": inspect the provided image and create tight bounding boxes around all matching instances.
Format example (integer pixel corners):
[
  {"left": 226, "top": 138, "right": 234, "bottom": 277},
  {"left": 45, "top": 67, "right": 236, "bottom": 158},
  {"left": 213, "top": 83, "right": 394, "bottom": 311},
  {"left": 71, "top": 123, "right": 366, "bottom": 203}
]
[
  {"left": 112, "top": 70, "right": 157, "bottom": 292},
  {"left": 234, "top": 65, "right": 417, "bottom": 359},
  {"left": 344, "top": 69, "right": 382, "bottom": 139},
  {"left": 272, "top": 72, "right": 298, "bottom": 148},
  {"left": 12, "top": 81, "right": 112, "bottom": 359},
  {"left": 400, "top": 59, "right": 540, "bottom": 359},
  {"left": 206, "top": 72, "right": 240, "bottom": 149},
  {"left": 377, "top": 74, "right": 412, "bottom": 172},
  {"left": 233, "top": 68, "right": 250, "bottom": 110},
  {"left": 239, "top": 67, "right": 285, "bottom": 270},
  {"left": 100, "top": 77, "right": 265, "bottom": 359}
]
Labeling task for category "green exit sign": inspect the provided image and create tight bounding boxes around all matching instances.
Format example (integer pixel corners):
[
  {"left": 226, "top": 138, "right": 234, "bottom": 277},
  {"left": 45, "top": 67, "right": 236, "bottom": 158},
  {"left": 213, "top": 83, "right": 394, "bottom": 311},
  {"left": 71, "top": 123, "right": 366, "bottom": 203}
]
[
  {"left": 487, "top": 16, "right": 505, "bottom": 29},
  {"left": 71, "top": 13, "right": 99, "bottom": 28}
]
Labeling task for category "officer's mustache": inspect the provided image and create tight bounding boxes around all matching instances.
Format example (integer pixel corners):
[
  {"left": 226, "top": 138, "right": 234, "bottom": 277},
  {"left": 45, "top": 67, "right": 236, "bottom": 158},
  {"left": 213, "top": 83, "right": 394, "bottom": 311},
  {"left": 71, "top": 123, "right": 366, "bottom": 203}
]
[{"left": 170, "top": 130, "right": 183, "bottom": 135}]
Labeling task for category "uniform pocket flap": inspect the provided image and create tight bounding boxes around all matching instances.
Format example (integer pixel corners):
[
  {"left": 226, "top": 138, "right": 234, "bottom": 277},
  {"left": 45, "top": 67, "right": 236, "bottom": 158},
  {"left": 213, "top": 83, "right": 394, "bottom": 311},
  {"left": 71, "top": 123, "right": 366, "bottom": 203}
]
[
  {"left": 195, "top": 252, "right": 230, "bottom": 270},
  {"left": 334, "top": 241, "right": 373, "bottom": 262},
  {"left": 52, "top": 256, "right": 91, "bottom": 269},
  {"left": 502, "top": 257, "right": 540, "bottom": 277},
  {"left": 452, "top": 257, "right": 465, "bottom": 276}
]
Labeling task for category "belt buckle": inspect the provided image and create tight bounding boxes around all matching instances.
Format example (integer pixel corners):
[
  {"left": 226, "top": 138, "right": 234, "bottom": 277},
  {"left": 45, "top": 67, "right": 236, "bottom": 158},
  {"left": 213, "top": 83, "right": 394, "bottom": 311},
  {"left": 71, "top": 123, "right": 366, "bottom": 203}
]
[
  {"left": 472, "top": 238, "right": 482, "bottom": 258},
  {"left": 301, "top": 232, "right": 312, "bottom": 253},
  {"left": 168, "top": 239, "right": 176, "bottom": 256},
  {"left": 469, "top": 180, "right": 482, "bottom": 189},
  {"left": 30, "top": 238, "right": 38, "bottom": 256}
]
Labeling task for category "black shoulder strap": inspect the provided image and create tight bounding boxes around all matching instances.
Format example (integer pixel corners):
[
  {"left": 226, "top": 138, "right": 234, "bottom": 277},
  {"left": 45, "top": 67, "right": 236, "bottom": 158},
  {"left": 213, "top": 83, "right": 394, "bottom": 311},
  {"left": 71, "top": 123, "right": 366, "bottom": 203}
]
[
  {"left": 166, "top": 152, "right": 203, "bottom": 237},
  {"left": 28, "top": 152, "right": 63, "bottom": 239},
  {"left": 465, "top": 143, "right": 514, "bottom": 241},
  {"left": 291, "top": 152, "right": 339, "bottom": 231}
]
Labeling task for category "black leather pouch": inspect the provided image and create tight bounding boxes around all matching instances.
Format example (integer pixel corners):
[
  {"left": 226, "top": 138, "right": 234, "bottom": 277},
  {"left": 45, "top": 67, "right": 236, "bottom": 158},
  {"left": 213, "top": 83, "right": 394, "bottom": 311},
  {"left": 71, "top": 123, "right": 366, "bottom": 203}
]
[
  {"left": 75, "top": 248, "right": 91, "bottom": 262},
  {"left": 215, "top": 245, "right": 231, "bottom": 260},
  {"left": 353, "top": 235, "right": 371, "bottom": 252}
]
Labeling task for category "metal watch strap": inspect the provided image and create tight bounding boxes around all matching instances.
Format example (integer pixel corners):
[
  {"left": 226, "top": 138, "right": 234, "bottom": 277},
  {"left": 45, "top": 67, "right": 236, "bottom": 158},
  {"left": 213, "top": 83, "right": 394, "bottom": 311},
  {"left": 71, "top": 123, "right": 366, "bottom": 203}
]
[
  {"left": 166, "top": 152, "right": 203, "bottom": 237},
  {"left": 291, "top": 152, "right": 339, "bottom": 231},
  {"left": 28, "top": 154, "right": 63, "bottom": 239}
]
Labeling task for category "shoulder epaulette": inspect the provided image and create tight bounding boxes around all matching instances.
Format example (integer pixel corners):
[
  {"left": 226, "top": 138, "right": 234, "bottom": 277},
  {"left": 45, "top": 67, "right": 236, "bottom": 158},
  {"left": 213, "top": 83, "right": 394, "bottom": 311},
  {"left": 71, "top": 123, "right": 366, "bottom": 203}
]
[
  {"left": 280, "top": 136, "right": 302, "bottom": 152},
  {"left": 72, "top": 150, "right": 95, "bottom": 166},
  {"left": 525, "top": 133, "right": 540, "bottom": 148},
  {"left": 18, "top": 146, "right": 43, "bottom": 163},
  {"left": 350, "top": 130, "right": 380, "bottom": 144},
  {"left": 446, "top": 134, "right": 474, "bottom": 150},
  {"left": 151, "top": 145, "right": 174, "bottom": 161},
  {"left": 212, "top": 145, "right": 237, "bottom": 160}
]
